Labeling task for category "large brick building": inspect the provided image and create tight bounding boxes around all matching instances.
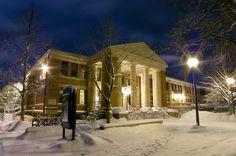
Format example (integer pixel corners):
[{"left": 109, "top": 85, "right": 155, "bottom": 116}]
[{"left": 26, "top": 42, "right": 195, "bottom": 116}]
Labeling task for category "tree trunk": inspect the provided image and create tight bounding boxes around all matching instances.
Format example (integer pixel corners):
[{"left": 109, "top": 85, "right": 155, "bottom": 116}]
[
  {"left": 20, "top": 94, "right": 25, "bottom": 121},
  {"left": 229, "top": 102, "right": 235, "bottom": 115},
  {"left": 106, "top": 100, "right": 111, "bottom": 123}
]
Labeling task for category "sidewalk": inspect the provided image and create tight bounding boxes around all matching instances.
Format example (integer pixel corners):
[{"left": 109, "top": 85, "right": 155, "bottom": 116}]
[{"left": 100, "top": 119, "right": 163, "bottom": 130}]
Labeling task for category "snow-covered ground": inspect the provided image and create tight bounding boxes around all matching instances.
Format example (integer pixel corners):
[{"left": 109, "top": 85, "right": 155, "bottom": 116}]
[{"left": 1, "top": 111, "right": 236, "bottom": 156}]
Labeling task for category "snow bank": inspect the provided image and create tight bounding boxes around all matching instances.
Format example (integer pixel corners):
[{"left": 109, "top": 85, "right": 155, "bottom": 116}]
[
  {"left": 2, "top": 111, "right": 236, "bottom": 156},
  {"left": 19, "top": 126, "right": 62, "bottom": 139},
  {"left": 128, "top": 107, "right": 169, "bottom": 120}
]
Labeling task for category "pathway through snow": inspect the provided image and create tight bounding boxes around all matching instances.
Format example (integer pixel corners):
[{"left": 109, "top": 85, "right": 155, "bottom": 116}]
[{"left": 1, "top": 111, "right": 236, "bottom": 156}]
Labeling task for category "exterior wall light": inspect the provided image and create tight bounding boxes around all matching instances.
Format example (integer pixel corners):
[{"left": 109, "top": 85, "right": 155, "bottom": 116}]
[
  {"left": 122, "top": 86, "right": 131, "bottom": 96},
  {"left": 42, "top": 64, "right": 48, "bottom": 73}
]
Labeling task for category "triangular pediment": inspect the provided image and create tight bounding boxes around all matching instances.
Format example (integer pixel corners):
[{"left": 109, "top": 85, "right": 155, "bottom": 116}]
[{"left": 111, "top": 42, "right": 168, "bottom": 70}]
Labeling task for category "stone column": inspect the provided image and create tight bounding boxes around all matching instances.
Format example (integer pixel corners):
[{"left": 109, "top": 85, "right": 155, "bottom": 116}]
[
  {"left": 154, "top": 71, "right": 162, "bottom": 107},
  {"left": 182, "top": 85, "right": 186, "bottom": 105},
  {"left": 110, "top": 58, "right": 122, "bottom": 107},
  {"left": 152, "top": 71, "right": 158, "bottom": 107},
  {"left": 141, "top": 74, "right": 145, "bottom": 108},
  {"left": 88, "top": 64, "right": 97, "bottom": 109},
  {"left": 143, "top": 67, "right": 150, "bottom": 107},
  {"left": 168, "top": 82, "right": 172, "bottom": 106},
  {"left": 156, "top": 70, "right": 167, "bottom": 107},
  {"left": 130, "top": 63, "right": 137, "bottom": 107}
]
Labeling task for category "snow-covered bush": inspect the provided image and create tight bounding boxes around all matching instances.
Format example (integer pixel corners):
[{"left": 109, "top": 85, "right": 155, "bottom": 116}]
[
  {"left": 0, "top": 83, "right": 22, "bottom": 113},
  {"left": 128, "top": 107, "right": 169, "bottom": 120},
  {"left": 201, "top": 70, "right": 236, "bottom": 114}
]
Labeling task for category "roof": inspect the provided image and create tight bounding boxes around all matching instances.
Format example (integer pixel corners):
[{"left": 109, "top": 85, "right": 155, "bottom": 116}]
[
  {"left": 111, "top": 42, "right": 168, "bottom": 69},
  {"left": 48, "top": 49, "right": 87, "bottom": 59},
  {"left": 89, "top": 42, "right": 168, "bottom": 70},
  {"left": 48, "top": 49, "right": 87, "bottom": 64},
  {"left": 27, "top": 49, "right": 87, "bottom": 76},
  {"left": 166, "top": 76, "right": 193, "bottom": 86}
]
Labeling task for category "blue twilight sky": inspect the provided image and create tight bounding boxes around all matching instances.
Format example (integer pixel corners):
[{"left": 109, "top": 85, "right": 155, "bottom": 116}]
[{"left": 0, "top": 0, "right": 184, "bottom": 78}]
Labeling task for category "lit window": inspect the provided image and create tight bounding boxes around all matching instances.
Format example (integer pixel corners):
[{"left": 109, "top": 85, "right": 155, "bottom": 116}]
[
  {"left": 96, "top": 90, "right": 101, "bottom": 105},
  {"left": 80, "top": 90, "right": 85, "bottom": 105}
]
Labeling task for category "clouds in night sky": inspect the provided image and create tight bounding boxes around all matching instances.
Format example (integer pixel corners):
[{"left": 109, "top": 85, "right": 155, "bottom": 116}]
[
  {"left": 0, "top": 0, "right": 178, "bottom": 51},
  {"left": 0, "top": 0, "right": 182, "bottom": 78}
]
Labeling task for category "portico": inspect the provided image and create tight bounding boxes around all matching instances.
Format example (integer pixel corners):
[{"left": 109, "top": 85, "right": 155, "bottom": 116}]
[{"left": 88, "top": 42, "right": 168, "bottom": 111}]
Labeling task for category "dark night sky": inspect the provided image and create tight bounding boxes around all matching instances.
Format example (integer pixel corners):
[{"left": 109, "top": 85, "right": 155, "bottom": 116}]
[{"left": 0, "top": 0, "right": 183, "bottom": 79}]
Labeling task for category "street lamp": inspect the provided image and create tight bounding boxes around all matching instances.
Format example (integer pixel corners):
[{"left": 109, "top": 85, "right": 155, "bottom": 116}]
[
  {"left": 187, "top": 57, "right": 200, "bottom": 126},
  {"left": 226, "top": 77, "right": 235, "bottom": 115}
]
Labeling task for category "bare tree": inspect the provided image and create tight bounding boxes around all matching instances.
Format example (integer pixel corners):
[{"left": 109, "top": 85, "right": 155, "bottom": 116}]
[
  {"left": 201, "top": 69, "right": 235, "bottom": 114},
  {"left": 87, "top": 20, "right": 123, "bottom": 123},
  {"left": 0, "top": 2, "right": 51, "bottom": 121},
  {"left": 170, "top": 0, "right": 236, "bottom": 76}
]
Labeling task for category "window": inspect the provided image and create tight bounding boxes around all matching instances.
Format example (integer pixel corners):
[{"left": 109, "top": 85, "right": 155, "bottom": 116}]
[
  {"left": 96, "top": 90, "right": 101, "bottom": 105},
  {"left": 61, "top": 61, "right": 68, "bottom": 76},
  {"left": 122, "top": 75, "right": 125, "bottom": 85},
  {"left": 71, "top": 63, "right": 78, "bottom": 78},
  {"left": 166, "top": 83, "right": 169, "bottom": 91},
  {"left": 81, "top": 69, "right": 85, "bottom": 79},
  {"left": 80, "top": 90, "right": 85, "bottom": 105},
  {"left": 128, "top": 78, "right": 130, "bottom": 85},
  {"left": 58, "top": 89, "right": 63, "bottom": 103},
  {"left": 96, "top": 68, "right": 102, "bottom": 81},
  {"left": 81, "top": 69, "right": 87, "bottom": 79}
]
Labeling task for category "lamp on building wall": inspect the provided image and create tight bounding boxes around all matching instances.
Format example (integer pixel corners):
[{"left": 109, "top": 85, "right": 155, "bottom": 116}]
[
  {"left": 122, "top": 86, "right": 131, "bottom": 108},
  {"left": 226, "top": 77, "right": 235, "bottom": 114},
  {"left": 41, "top": 64, "right": 49, "bottom": 116},
  {"left": 42, "top": 64, "right": 48, "bottom": 73},
  {"left": 122, "top": 86, "right": 131, "bottom": 96},
  {"left": 187, "top": 57, "right": 200, "bottom": 126}
]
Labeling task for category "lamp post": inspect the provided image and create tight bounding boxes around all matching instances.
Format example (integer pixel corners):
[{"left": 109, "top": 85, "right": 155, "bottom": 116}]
[
  {"left": 226, "top": 77, "right": 235, "bottom": 115},
  {"left": 187, "top": 57, "right": 200, "bottom": 126}
]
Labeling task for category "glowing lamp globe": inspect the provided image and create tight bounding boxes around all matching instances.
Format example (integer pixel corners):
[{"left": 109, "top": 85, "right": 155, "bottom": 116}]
[
  {"left": 187, "top": 58, "right": 199, "bottom": 68},
  {"left": 226, "top": 78, "right": 235, "bottom": 85}
]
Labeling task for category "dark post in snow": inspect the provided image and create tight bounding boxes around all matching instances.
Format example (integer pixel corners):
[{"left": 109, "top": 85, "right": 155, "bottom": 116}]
[
  {"left": 62, "top": 86, "right": 76, "bottom": 141},
  {"left": 192, "top": 72, "right": 200, "bottom": 126},
  {"left": 187, "top": 57, "right": 200, "bottom": 126},
  {"left": 231, "top": 90, "right": 235, "bottom": 115}
]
